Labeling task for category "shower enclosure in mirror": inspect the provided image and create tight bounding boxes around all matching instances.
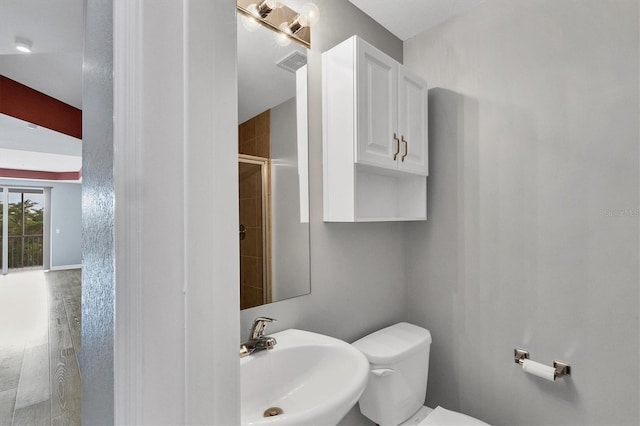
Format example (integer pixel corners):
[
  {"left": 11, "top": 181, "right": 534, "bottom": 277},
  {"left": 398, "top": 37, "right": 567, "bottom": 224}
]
[{"left": 237, "top": 4, "right": 311, "bottom": 310}]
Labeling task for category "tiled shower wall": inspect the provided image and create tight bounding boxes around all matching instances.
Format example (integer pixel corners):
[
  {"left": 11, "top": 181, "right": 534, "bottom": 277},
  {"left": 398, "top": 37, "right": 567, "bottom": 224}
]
[{"left": 239, "top": 110, "right": 270, "bottom": 158}]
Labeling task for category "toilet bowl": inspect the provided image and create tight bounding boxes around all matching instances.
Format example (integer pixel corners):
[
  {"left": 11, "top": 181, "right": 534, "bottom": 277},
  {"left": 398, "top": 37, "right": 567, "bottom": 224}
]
[{"left": 352, "top": 322, "right": 489, "bottom": 426}]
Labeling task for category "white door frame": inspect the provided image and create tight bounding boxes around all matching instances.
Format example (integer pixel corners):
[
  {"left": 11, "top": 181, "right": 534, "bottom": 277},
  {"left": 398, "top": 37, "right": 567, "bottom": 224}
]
[
  {"left": 0, "top": 186, "right": 47, "bottom": 274},
  {"left": 1, "top": 187, "right": 7, "bottom": 275},
  {"left": 112, "top": 1, "right": 239, "bottom": 424}
]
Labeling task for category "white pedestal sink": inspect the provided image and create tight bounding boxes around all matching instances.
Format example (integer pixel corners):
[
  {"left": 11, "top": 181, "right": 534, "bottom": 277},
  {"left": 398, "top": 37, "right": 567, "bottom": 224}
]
[{"left": 240, "top": 329, "right": 369, "bottom": 426}]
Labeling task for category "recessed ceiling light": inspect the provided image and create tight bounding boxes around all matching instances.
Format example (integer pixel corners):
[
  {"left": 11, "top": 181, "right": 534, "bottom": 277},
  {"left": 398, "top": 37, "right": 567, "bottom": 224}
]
[
  {"left": 14, "top": 37, "right": 33, "bottom": 54},
  {"left": 26, "top": 123, "right": 38, "bottom": 130}
]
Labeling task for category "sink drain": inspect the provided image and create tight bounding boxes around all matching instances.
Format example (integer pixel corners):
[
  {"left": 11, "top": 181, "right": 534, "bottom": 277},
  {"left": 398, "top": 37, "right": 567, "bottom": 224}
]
[{"left": 263, "top": 407, "right": 284, "bottom": 417}]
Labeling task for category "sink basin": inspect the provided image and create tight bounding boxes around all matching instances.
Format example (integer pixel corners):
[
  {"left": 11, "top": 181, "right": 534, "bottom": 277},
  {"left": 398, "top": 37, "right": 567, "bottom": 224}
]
[{"left": 240, "top": 329, "right": 369, "bottom": 426}]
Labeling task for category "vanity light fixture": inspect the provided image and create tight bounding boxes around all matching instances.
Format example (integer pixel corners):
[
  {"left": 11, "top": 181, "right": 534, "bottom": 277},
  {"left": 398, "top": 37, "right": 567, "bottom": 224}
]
[
  {"left": 14, "top": 37, "right": 33, "bottom": 54},
  {"left": 299, "top": 2, "right": 320, "bottom": 26},
  {"left": 237, "top": 0, "right": 319, "bottom": 49},
  {"left": 276, "top": 22, "right": 293, "bottom": 46},
  {"left": 241, "top": 6, "right": 262, "bottom": 31},
  {"left": 275, "top": 12, "right": 307, "bottom": 46}
]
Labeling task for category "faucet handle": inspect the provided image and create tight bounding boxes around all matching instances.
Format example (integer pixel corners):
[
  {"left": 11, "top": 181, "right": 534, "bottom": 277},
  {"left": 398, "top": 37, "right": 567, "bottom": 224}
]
[{"left": 250, "top": 317, "right": 276, "bottom": 339}]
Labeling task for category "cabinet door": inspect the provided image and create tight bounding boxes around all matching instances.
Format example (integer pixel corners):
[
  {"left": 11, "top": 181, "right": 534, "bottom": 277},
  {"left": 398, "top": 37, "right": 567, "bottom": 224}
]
[
  {"left": 356, "top": 41, "right": 398, "bottom": 170},
  {"left": 397, "top": 66, "right": 428, "bottom": 175}
]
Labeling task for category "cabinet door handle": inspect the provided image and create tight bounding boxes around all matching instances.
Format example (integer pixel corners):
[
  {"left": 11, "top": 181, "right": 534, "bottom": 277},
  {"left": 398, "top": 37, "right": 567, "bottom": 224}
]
[
  {"left": 393, "top": 133, "right": 401, "bottom": 160},
  {"left": 401, "top": 136, "right": 408, "bottom": 161}
]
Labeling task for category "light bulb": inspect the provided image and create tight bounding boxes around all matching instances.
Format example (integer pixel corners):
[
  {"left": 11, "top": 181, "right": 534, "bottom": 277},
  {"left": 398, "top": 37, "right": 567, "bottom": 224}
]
[
  {"left": 276, "top": 23, "right": 292, "bottom": 46},
  {"left": 300, "top": 2, "right": 320, "bottom": 26},
  {"left": 247, "top": 3, "right": 260, "bottom": 18},
  {"left": 278, "top": 21, "right": 292, "bottom": 34},
  {"left": 296, "top": 14, "right": 309, "bottom": 27},
  {"left": 242, "top": 6, "right": 261, "bottom": 32}
]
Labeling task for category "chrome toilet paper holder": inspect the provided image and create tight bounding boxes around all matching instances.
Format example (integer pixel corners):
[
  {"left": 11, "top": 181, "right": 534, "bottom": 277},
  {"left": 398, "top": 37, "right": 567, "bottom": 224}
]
[{"left": 514, "top": 348, "right": 571, "bottom": 379}]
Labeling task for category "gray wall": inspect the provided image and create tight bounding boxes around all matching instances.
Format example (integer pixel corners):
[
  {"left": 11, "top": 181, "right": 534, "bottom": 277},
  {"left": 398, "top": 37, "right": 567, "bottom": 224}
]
[
  {"left": 403, "top": 1, "right": 639, "bottom": 425},
  {"left": 270, "top": 97, "right": 311, "bottom": 301},
  {"left": 240, "top": 0, "right": 405, "bottom": 344},
  {"left": 0, "top": 179, "right": 82, "bottom": 268},
  {"left": 81, "top": 0, "right": 114, "bottom": 424}
]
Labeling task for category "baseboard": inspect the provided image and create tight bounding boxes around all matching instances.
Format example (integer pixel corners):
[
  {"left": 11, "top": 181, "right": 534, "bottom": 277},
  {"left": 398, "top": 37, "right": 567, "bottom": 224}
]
[{"left": 48, "top": 264, "right": 82, "bottom": 271}]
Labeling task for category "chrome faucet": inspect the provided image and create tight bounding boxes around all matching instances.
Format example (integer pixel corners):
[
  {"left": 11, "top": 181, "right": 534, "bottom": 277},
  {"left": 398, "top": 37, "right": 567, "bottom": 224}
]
[{"left": 240, "top": 317, "right": 277, "bottom": 357}]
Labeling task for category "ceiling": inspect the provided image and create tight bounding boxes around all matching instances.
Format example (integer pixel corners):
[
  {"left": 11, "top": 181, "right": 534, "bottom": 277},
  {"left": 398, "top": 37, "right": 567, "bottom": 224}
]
[
  {"left": 0, "top": 0, "right": 83, "bottom": 180},
  {"left": 0, "top": 0, "right": 83, "bottom": 108},
  {"left": 237, "top": 18, "right": 305, "bottom": 124},
  {"left": 348, "top": 0, "right": 485, "bottom": 41}
]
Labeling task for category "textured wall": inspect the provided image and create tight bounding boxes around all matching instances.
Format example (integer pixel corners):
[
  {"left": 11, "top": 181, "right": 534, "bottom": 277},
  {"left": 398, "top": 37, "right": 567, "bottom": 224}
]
[
  {"left": 404, "top": 1, "right": 639, "bottom": 425},
  {"left": 81, "top": 0, "right": 114, "bottom": 424}
]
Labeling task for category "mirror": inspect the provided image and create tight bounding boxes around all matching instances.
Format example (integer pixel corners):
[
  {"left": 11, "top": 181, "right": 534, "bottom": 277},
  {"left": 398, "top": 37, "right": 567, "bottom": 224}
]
[{"left": 237, "top": 8, "right": 311, "bottom": 310}]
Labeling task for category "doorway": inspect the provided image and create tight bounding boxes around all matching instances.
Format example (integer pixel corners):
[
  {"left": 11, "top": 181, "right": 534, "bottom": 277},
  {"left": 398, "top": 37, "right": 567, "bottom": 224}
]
[
  {"left": 238, "top": 155, "right": 271, "bottom": 309},
  {"left": 0, "top": 187, "right": 45, "bottom": 275}
]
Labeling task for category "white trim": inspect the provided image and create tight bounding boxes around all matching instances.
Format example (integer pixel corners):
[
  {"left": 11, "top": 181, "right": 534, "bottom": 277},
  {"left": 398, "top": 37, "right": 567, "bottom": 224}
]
[
  {"left": 42, "top": 188, "right": 51, "bottom": 271},
  {"left": 47, "top": 264, "right": 82, "bottom": 271},
  {"left": 1, "top": 186, "right": 49, "bottom": 274},
  {"left": 113, "top": 0, "right": 143, "bottom": 424},
  {"left": 296, "top": 65, "right": 309, "bottom": 224},
  {"left": 1, "top": 187, "right": 7, "bottom": 275},
  {"left": 183, "top": 1, "right": 240, "bottom": 424}
]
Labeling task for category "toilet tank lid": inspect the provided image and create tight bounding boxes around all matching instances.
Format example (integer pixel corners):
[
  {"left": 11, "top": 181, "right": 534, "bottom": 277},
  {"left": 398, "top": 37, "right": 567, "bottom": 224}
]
[{"left": 352, "top": 322, "right": 432, "bottom": 364}]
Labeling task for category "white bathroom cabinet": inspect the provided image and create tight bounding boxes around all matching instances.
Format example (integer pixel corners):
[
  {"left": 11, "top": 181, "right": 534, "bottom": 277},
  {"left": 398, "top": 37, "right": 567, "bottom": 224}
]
[{"left": 322, "top": 36, "right": 428, "bottom": 222}]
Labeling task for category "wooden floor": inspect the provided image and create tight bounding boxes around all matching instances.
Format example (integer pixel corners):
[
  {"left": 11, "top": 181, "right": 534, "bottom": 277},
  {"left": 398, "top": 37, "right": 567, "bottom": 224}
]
[{"left": 0, "top": 269, "right": 81, "bottom": 426}]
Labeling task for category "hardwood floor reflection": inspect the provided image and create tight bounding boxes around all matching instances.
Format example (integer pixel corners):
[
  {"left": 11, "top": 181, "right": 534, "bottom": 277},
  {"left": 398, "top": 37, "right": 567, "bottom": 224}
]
[{"left": 0, "top": 269, "right": 81, "bottom": 426}]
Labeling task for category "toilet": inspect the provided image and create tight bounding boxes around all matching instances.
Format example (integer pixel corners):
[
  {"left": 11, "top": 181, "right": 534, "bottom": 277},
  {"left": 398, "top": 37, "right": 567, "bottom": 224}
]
[{"left": 352, "top": 322, "right": 489, "bottom": 426}]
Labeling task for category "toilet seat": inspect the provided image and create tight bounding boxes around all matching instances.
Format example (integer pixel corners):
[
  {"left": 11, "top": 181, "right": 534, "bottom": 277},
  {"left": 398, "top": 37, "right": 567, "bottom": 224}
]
[
  {"left": 418, "top": 406, "right": 489, "bottom": 426},
  {"left": 399, "top": 406, "right": 489, "bottom": 426}
]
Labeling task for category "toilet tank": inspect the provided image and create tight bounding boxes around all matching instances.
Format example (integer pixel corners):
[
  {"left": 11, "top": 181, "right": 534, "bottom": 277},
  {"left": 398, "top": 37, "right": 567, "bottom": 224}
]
[{"left": 352, "top": 322, "right": 432, "bottom": 426}]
